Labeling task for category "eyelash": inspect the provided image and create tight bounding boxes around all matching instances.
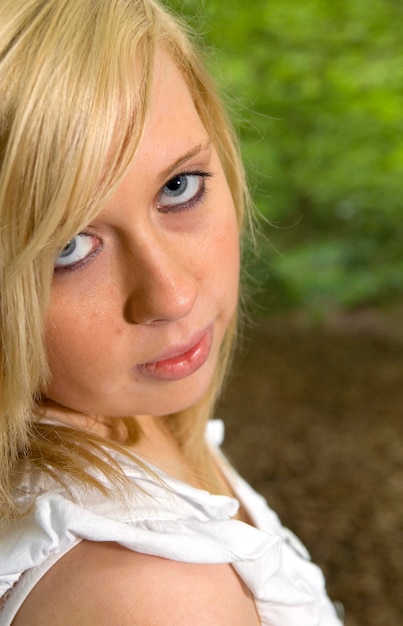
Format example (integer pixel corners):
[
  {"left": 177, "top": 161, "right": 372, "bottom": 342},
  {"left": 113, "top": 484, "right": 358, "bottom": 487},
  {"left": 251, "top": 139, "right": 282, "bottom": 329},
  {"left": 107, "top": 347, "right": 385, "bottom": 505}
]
[{"left": 53, "top": 170, "right": 213, "bottom": 275}]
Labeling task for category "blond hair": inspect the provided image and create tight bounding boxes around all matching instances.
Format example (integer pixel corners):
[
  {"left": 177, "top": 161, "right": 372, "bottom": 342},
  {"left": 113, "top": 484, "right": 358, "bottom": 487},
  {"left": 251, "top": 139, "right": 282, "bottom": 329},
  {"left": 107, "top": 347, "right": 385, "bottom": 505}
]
[{"left": 0, "top": 0, "right": 249, "bottom": 523}]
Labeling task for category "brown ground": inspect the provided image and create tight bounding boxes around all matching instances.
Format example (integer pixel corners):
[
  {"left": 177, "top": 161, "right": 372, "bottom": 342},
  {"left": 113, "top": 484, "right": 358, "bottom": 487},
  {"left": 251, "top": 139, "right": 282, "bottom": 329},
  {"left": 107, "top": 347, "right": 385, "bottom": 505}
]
[{"left": 217, "top": 308, "right": 403, "bottom": 626}]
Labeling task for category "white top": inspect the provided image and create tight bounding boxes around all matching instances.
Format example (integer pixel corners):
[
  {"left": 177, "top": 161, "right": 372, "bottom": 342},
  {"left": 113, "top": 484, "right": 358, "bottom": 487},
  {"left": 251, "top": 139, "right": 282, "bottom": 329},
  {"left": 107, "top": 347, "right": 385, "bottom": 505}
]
[{"left": 0, "top": 420, "right": 343, "bottom": 625}]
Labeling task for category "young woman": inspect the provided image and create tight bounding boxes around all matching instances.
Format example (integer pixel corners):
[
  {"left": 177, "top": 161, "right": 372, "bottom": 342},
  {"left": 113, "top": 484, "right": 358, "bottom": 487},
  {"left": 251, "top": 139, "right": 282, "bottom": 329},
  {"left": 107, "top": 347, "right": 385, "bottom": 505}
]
[{"left": 0, "top": 1, "right": 343, "bottom": 624}]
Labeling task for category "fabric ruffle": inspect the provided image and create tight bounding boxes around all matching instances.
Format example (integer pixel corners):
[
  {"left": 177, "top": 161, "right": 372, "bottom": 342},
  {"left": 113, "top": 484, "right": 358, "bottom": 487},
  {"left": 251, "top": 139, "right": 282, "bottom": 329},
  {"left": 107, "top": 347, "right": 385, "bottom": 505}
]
[{"left": 0, "top": 420, "right": 342, "bottom": 625}]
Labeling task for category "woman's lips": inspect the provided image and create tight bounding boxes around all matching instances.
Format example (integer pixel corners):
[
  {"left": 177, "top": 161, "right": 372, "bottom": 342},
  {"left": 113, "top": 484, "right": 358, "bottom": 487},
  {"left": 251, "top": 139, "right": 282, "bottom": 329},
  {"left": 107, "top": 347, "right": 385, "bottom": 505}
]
[{"left": 135, "top": 325, "right": 213, "bottom": 382}]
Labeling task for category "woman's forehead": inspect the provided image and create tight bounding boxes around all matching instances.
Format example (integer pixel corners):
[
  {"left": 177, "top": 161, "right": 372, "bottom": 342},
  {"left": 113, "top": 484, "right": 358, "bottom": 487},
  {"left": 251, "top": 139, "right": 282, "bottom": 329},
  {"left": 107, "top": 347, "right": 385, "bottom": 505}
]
[
  {"left": 127, "top": 52, "right": 211, "bottom": 177},
  {"left": 147, "top": 52, "right": 201, "bottom": 129}
]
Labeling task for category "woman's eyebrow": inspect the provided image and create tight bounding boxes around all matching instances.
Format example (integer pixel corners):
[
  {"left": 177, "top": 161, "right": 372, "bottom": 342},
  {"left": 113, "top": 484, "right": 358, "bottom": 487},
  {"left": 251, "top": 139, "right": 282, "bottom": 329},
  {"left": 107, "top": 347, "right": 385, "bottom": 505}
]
[{"left": 159, "top": 140, "right": 212, "bottom": 182}]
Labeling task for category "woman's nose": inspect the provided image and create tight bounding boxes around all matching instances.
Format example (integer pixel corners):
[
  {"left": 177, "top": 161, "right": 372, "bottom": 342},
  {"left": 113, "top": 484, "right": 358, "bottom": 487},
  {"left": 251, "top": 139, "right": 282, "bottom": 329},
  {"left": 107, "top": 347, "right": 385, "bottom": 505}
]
[{"left": 123, "top": 241, "right": 198, "bottom": 325}]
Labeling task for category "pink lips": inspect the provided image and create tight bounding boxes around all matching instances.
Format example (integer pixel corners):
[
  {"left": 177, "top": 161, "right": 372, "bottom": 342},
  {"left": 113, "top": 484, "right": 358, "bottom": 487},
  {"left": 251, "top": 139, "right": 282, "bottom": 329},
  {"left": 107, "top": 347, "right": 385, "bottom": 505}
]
[{"left": 136, "top": 325, "right": 213, "bottom": 382}]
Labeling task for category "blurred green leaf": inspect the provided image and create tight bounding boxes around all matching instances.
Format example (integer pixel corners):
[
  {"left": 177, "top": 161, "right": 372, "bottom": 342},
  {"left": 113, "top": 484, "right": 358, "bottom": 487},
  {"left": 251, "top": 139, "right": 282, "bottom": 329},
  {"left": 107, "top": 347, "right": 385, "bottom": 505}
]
[{"left": 164, "top": 0, "right": 403, "bottom": 314}]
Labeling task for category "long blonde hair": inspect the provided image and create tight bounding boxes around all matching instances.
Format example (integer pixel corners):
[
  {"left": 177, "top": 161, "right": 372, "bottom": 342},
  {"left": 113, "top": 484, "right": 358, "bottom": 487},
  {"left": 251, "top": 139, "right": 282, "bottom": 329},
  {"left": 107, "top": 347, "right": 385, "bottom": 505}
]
[{"left": 0, "top": 0, "right": 249, "bottom": 522}]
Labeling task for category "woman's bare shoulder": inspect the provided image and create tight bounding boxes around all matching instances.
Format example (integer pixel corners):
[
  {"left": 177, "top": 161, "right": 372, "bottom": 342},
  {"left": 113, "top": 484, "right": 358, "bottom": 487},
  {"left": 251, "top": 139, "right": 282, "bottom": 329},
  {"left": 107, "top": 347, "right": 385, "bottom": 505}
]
[{"left": 13, "top": 540, "right": 260, "bottom": 626}]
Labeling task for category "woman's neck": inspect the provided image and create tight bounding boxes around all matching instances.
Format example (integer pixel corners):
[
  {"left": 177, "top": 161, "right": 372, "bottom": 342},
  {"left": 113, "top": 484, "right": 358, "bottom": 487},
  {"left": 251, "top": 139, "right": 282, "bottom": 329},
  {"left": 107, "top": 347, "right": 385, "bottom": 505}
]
[{"left": 38, "top": 401, "right": 246, "bottom": 509}]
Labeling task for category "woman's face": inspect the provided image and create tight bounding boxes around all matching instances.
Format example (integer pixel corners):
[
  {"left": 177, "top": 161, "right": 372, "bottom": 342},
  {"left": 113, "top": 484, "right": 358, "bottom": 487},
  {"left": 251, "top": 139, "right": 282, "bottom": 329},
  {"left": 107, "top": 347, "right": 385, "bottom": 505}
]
[{"left": 44, "top": 53, "right": 240, "bottom": 418}]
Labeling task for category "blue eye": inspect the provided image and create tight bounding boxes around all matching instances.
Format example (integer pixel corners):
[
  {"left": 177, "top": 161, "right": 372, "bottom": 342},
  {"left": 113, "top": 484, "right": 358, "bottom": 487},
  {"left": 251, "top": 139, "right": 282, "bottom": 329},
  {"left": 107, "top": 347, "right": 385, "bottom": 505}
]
[
  {"left": 157, "top": 172, "right": 211, "bottom": 212},
  {"left": 54, "top": 233, "right": 101, "bottom": 271}
]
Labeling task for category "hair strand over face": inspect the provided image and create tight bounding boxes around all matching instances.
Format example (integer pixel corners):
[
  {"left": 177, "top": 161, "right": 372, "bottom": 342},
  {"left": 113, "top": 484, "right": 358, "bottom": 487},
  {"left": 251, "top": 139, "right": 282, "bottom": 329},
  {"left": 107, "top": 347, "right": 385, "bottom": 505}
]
[{"left": 0, "top": 0, "right": 251, "bottom": 522}]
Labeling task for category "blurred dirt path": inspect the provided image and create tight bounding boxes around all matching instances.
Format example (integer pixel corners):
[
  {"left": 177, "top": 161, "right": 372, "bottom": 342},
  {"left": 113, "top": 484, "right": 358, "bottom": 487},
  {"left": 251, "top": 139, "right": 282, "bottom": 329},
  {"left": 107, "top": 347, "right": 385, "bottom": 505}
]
[{"left": 218, "top": 309, "right": 403, "bottom": 626}]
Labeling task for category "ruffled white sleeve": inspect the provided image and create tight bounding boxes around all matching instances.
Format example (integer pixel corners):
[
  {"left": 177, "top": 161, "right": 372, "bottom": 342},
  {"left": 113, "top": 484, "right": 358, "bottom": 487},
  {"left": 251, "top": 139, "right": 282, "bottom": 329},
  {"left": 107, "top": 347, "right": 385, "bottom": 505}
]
[{"left": 0, "top": 420, "right": 343, "bottom": 625}]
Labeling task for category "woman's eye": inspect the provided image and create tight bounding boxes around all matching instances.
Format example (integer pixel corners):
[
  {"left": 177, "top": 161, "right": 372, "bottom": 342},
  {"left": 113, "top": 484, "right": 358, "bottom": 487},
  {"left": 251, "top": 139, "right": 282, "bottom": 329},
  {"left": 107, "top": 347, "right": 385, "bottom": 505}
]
[
  {"left": 157, "top": 172, "right": 210, "bottom": 212},
  {"left": 54, "top": 233, "right": 101, "bottom": 271}
]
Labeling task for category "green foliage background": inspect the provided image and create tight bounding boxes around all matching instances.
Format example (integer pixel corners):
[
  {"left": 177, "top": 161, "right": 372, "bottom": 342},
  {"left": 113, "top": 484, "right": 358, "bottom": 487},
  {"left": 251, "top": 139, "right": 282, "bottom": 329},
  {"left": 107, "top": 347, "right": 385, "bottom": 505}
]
[{"left": 164, "top": 0, "right": 403, "bottom": 315}]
